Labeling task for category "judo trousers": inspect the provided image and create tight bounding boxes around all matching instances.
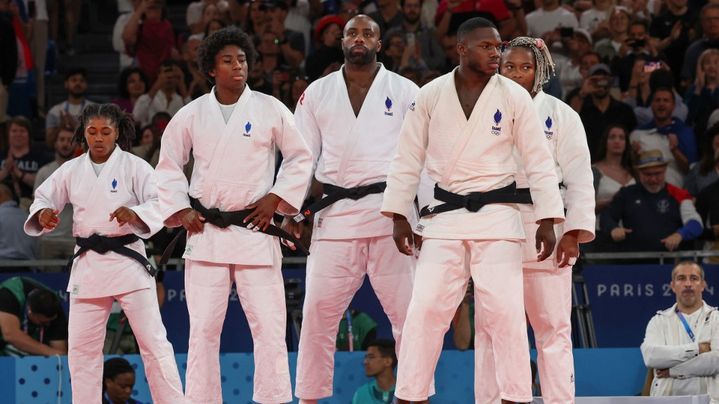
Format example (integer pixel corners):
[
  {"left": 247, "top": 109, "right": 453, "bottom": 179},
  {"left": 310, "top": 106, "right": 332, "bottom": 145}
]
[
  {"left": 68, "top": 286, "right": 184, "bottom": 404},
  {"left": 395, "top": 239, "right": 532, "bottom": 403},
  {"left": 184, "top": 252, "right": 292, "bottom": 403},
  {"left": 476, "top": 266, "right": 574, "bottom": 404},
  {"left": 295, "top": 235, "right": 414, "bottom": 400}
]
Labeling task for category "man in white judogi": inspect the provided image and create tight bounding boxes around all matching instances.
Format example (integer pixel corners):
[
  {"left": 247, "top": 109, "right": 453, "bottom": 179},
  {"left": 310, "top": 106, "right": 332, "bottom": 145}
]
[
  {"left": 476, "top": 37, "right": 595, "bottom": 404},
  {"left": 285, "top": 15, "right": 419, "bottom": 404},
  {"left": 381, "top": 18, "right": 564, "bottom": 404},
  {"left": 155, "top": 28, "right": 312, "bottom": 403}
]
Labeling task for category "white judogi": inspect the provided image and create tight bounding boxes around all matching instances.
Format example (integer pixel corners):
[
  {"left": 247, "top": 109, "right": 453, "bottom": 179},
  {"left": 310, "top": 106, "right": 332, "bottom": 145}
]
[
  {"left": 641, "top": 302, "right": 719, "bottom": 402},
  {"left": 477, "top": 91, "right": 596, "bottom": 404},
  {"left": 381, "top": 71, "right": 565, "bottom": 402},
  {"left": 155, "top": 86, "right": 312, "bottom": 404},
  {"left": 293, "top": 64, "right": 419, "bottom": 400},
  {"left": 24, "top": 147, "right": 184, "bottom": 404}
]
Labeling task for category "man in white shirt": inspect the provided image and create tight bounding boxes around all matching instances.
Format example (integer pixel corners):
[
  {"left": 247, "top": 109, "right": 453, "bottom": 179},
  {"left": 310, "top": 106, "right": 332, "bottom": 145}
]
[
  {"left": 525, "top": 0, "right": 578, "bottom": 38},
  {"left": 133, "top": 60, "right": 190, "bottom": 127},
  {"left": 641, "top": 261, "right": 719, "bottom": 400}
]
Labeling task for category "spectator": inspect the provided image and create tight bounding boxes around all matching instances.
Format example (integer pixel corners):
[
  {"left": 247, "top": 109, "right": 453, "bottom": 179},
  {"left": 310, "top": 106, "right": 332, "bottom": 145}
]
[
  {"left": 554, "top": 28, "right": 594, "bottom": 97},
  {"left": 187, "top": 0, "right": 229, "bottom": 34},
  {"left": 34, "top": 126, "right": 75, "bottom": 263},
  {"left": 435, "top": 0, "right": 518, "bottom": 40},
  {"left": 685, "top": 49, "right": 719, "bottom": 138},
  {"left": 337, "top": 309, "right": 378, "bottom": 351},
  {"left": 695, "top": 180, "right": 719, "bottom": 263},
  {"left": 630, "top": 87, "right": 698, "bottom": 187},
  {"left": 131, "top": 111, "right": 170, "bottom": 168},
  {"left": 192, "top": 1, "right": 223, "bottom": 35},
  {"left": 0, "top": 0, "right": 17, "bottom": 125},
  {"left": 6, "top": 0, "right": 34, "bottom": 119},
  {"left": 594, "top": 6, "right": 631, "bottom": 63},
  {"left": 204, "top": 17, "right": 226, "bottom": 37},
  {"left": 180, "top": 36, "right": 210, "bottom": 100},
  {"left": 385, "top": 0, "right": 445, "bottom": 71},
  {"left": 601, "top": 149, "right": 703, "bottom": 252},
  {"left": 25, "top": 0, "right": 49, "bottom": 117},
  {"left": 681, "top": 4, "right": 719, "bottom": 88},
  {"left": 245, "top": 0, "right": 270, "bottom": 36},
  {"left": 685, "top": 124, "right": 719, "bottom": 196},
  {"left": 304, "top": 14, "right": 344, "bottom": 82},
  {"left": 579, "top": 0, "right": 614, "bottom": 36},
  {"left": 381, "top": 30, "right": 410, "bottom": 72},
  {"left": 247, "top": 54, "right": 274, "bottom": 95},
  {"left": 283, "top": 0, "right": 313, "bottom": 52},
  {"left": 574, "top": 63, "right": 637, "bottom": 159},
  {"left": 626, "top": 66, "right": 689, "bottom": 127},
  {"left": 112, "top": 67, "right": 149, "bottom": 114},
  {"left": 650, "top": 0, "right": 699, "bottom": 85},
  {"left": 524, "top": 0, "right": 578, "bottom": 39},
  {"left": 46, "top": 68, "right": 95, "bottom": 142},
  {"left": 287, "top": 74, "right": 308, "bottom": 111},
  {"left": 1, "top": 116, "right": 51, "bottom": 204},
  {"left": 352, "top": 339, "right": 396, "bottom": 404},
  {"left": 369, "top": 0, "right": 403, "bottom": 35},
  {"left": 264, "top": 0, "right": 306, "bottom": 68},
  {"left": 122, "top": 0, "right": 177, "bottom": 83},
  {"left": 440, "top": 32, "right": 459, "bottom": 72},
  {"left": 133, "top": 60, "right": 189, "bottom": 127},
  {"left": 591, "top": 124, "right": 635, "bottom": 250},
  {"left": 641, "top": 261, "right": 719, "bottom": 400},
  {"left": 612, "top": 19, "right": 660, "bottom": 92},
  {"left": 113, "top": 0, "right": 140, "bottom": 70},
  {"left": 102, "top": 357, "right": 141, "bottom": 404},
  {"left": 0, "top": 276, "right": 67, "bottom": 355},
  {"left": 0, "top": 183, "right": 35, "bottom": 262},
  {"left": 593, "top": 124, "right": 635, "bottom": 212},
  {"left": 62, "top": 0, "right": 82, "bottom": 55}
]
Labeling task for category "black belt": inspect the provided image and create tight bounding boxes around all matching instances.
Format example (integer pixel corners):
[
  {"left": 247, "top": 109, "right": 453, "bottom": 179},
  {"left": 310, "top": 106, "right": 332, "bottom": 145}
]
[
  {"left": 159, "top": 197, "right": 309, "bottom": 265},
  {"left": 67, "top": 234, "right": 157, "bottom": 277},
  {"left": 292, "top": 181, "right": 387, "bottom": 222},
  {"left": 515, "top": 182, "right": 565, "bottom": 204},
  {"left": 419, "top": 182, "right": 533, "bottom": 217}
]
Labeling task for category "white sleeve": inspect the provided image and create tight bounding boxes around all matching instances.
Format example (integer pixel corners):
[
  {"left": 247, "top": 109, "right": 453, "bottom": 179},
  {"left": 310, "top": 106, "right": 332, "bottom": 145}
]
[
  {"left": 380, "top": 90, "right": 429, "bottom": 220},
  {"left": 271, "top": 101, "right": 313, "bottom": 215},
  {"left": 557, "top": 108, "right": 595, "bottom": 242},
  {"left": 24, "top": 165, "right": 70, "bottom": 236},
  {"left": 293, "top": 87, "right": 322, "bottom": 185},
  {"left": 112, "top": 14, "right": 128, "bottom": 54},
  {"left": 513, "top": 92, "right": 564, "bottom": 223},
  {"left": 155, "top": 111, "right": 193, "bottom": 228},
  {"left": 641, "top": 315, "right": 700, "bottom": 369},
  {"left": 670, "top": 313, "right": 719, "bottom": 377},
  {"left": 133, "top": 94, "right": 152, "bottom": 127},
  {"left": 128, "top": 158, "right": 164, "bottom": 238}
]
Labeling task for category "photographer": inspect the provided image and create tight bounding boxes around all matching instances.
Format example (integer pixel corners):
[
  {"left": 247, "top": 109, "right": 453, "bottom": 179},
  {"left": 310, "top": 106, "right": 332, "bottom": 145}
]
[{"left": 573, "top": 63, "right": 637, "bottom": 159}]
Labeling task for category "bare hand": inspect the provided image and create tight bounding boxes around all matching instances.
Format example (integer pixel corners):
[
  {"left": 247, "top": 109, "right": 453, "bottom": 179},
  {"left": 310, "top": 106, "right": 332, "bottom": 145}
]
[
  {"left": 109, "top": 206, "right": 140, "bottom": 227},
  {"left": 700, "top": 342, "right": 712, "bottom": 353},
  {"left": 661, "top": 232, "right": 683, "bottom": 251},
  {"left": 392, "top": 216, "right": 420, "bottom": 256},
  {"left": 243, "top": 193, "right": 281, "bottom": 232},
  {"left": 38, "top": 208, "right": 60, "bottom": 230},
  {"left": 670, "top": 21, "right": 682, "bottom": 41},
  {"left": 535, "top": 219, "right": 556, "bottom": 261},
  {"left": 280, "top": 215, "right": 304, "bottom": 250},
  {"left": 610, "top": 227, "right": 632, "bottom": 242},
  {"left": 556, "top": 232, "right": 579, "bottom": 268},
  {"left": 656, "top": 369, "right": 670, "bottom": 378},
  {"left": 668, "top": 133, "right": 679, "bottom": 151},
  {"left": 178, "top": 207, "right": 206, "bottom": 233},
  {"left": 631, "top": 140, "right": 642, "bottom": 154}
]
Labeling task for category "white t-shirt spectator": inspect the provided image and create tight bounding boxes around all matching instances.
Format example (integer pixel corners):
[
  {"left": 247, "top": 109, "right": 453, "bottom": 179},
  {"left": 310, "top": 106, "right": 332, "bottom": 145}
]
[
  {"left": 133, "top": 92, "right": 189, "bottom": 127},
  {"left": 526, "top": 7, "right": 579, "bottom": 37},
  {"left": 579, "top": 8, "right": 610, "bottom": 34}
]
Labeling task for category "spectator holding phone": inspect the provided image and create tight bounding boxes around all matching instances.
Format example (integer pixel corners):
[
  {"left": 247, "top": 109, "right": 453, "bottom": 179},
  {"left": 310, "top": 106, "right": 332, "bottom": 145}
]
[
  {"left": 650, "top": 0, "right": 698, "bottom": 86},
  {"left": 574, "top": 63, "right": 637, "bottom": 158},
  {"left": 133, "top": 60, "right": 189, "bottom": 127},
  {"left": 594, "top": 6, "right": 632, "bottom": 63},
  {"left": 614, "top": 19, "right": 659, "bottom": 92},
  {"left": 685, "top": 49, "right": 719, "bottom": 139},
  {"left": 525, "top": 0, "right": 578, "bottom": 39}
]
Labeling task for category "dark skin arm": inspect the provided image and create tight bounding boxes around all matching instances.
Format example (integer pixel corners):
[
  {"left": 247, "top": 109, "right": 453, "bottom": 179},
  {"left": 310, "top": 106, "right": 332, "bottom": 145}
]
[
  {"left": 392, "top": 214, "right": 422, "bottom": 256},
  {"left": 109, "top": 206, "right": 150, "bottom": 234},
  {"left": 535, "top": 218, "right": 557, "bottom": 261},
  {"left": 243, "top": 193, "right": 281, "bottom": 231}
]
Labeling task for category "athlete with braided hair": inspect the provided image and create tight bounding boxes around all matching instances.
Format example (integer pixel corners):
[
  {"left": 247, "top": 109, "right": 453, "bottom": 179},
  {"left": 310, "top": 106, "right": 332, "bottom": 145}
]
[
  {"left": 476, "top": 37, "right": 596, "bottom": 404},
  {"left": 24, "top": 103, "right": 185, "bottom": 403}
]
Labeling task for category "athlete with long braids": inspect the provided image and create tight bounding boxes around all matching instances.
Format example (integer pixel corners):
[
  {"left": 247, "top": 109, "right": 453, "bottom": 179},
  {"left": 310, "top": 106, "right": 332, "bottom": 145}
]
[{"left": 24, "top": 103, "right": 185, "bottom": 404}]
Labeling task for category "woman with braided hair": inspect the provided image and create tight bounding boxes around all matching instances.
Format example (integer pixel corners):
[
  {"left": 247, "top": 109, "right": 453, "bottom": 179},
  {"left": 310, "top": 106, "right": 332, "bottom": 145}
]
[
  {"left": 24, "top": 103, "right": 185, "bottom": 403},
  {"left": 478, "top": 37, "right": 596, "bottom": 404}
]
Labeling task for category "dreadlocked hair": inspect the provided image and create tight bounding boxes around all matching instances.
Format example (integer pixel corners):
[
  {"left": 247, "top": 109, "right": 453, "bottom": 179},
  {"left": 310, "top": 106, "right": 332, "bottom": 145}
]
[
  {"left": 504, "top": 36, "right": 556, "bottom": 95},
  {"left": 73, "top": 103, "right": 136, "bottom": 152}
]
